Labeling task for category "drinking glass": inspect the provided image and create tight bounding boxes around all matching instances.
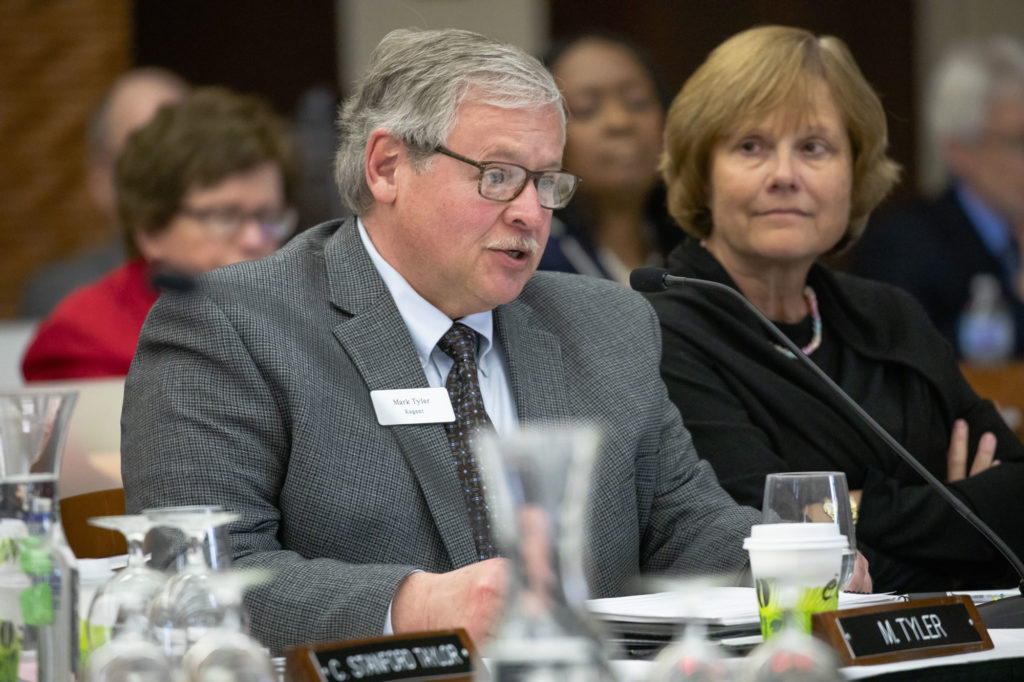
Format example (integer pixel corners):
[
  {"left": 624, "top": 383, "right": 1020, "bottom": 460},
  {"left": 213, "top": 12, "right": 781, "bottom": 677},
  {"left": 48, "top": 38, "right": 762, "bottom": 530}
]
[
  {"left": 762, "top": 472, "right": 856, "bottom": 591},
  {"left": 85, "top": 580, "right": 175, "bottom": 682},
  {"left": 85, "top": 515, "right": 167, "bottom": 653},
  {"left": 0, "top": 389, "right": 79, "bottom": 682},
  {"left": 645, "top": 577, "right": 729, "bottom": 682},
  {"left": 145, "top": 506, "right": 240, "bottom": 661},
  {"left": 736, "top": 604, "right": 842, "bottom": 682},
  {"left": 475, "top": 424, "right": 616, "bottom": 681},
  {"left": 148, "top": 504, "right": 233, "bottom": 572},
  {"left": 182, "top": 569, "right": 275, "bottom": 682}
]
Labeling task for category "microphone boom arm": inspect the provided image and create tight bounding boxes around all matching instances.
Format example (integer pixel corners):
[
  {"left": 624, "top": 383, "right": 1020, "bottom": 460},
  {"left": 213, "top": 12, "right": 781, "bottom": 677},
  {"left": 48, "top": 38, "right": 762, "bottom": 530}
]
[{"left": 657, "top": 270, "right": 1024, "bottom": 596}]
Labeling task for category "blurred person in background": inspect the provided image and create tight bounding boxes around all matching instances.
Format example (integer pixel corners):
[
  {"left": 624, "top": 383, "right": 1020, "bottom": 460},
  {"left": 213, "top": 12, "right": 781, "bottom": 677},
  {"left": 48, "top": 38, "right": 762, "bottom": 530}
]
[
  {"left": 292, "top": 85, "right": 346, "bottom": 226},
  {"left": 849, "top": 37, "right": 1024, "bottom": 358},
  {"left": 20, "top": 67, "right": 189, "bottom": 318},
  {"left": 539, "top": 34, "right": 679, "bottom": 283},
  {"left": 645, "top": 25, "right": 1024, "bottom": 592},
  {"left": 22, "top": 86, "right": 299, "bottom": 381}
]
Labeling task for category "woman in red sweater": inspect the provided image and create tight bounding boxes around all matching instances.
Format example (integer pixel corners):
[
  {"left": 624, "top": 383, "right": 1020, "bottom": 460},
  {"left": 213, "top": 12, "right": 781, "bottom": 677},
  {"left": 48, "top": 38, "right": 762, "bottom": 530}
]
[{"left": 23, "top": 87, "right": 299, "bottom": 380}]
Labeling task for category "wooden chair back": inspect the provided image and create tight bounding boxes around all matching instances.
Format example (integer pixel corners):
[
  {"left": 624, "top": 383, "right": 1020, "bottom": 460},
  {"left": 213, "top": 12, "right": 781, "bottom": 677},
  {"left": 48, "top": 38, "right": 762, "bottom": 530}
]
[
  {"left": 960, "top": 362, "right": 1024, "bottom": 440},
  {"left": 60, "top": 488, "right": 127, "bottom": 558}
]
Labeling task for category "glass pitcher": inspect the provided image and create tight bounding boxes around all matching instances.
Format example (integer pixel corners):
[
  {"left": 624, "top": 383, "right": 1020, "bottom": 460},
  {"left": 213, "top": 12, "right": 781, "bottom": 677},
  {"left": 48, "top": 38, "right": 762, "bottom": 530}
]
[
  {"left": 0, "top": 389, "right": 79, "bottom": 682},
  {"left": 475, "top": 424, "right": 616, "bottom": 682}
]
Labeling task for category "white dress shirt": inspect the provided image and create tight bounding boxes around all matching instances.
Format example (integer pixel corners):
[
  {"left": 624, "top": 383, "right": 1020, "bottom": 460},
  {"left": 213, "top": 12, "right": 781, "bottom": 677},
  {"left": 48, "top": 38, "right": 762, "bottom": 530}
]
[
  {"left": 357, "top": 218, "right": 519, "bottom": 634},
  {"left": 357, "top": 218, "right": 519, "bottom": 434}
]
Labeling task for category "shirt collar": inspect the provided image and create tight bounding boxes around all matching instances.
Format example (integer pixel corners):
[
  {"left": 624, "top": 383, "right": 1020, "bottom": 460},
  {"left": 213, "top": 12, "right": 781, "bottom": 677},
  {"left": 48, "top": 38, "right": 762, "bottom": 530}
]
[{"left": 357, "top": 218, "right": 495, "bottom": 368}]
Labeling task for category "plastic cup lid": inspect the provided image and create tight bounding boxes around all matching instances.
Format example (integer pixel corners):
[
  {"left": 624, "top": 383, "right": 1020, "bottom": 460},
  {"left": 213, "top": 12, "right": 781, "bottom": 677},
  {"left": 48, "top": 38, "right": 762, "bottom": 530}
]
[{"left": 743, "top": 522, "right": 848, "bottom": 550}]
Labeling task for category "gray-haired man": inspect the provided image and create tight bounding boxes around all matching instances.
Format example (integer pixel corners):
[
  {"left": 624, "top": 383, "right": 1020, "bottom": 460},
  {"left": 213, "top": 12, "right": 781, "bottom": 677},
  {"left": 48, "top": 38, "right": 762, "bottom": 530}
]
[
  {"left": 851, "top": 37, "right": 1024, "bottom": 356},
  {"left": 122, "top": 28, "right": 759, "bottom": 653}
]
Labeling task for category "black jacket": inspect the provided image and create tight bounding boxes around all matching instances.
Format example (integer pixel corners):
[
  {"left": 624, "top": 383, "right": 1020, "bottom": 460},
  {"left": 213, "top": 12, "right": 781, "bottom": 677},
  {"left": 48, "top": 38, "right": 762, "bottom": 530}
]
[{"left": 646, "top": 239, "right": 1024, "bottom": 592}]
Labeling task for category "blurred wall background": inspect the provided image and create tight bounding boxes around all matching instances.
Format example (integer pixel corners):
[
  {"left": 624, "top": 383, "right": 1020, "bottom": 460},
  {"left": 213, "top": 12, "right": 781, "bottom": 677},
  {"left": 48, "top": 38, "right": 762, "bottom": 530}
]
[
  {"left": 1, "top": 0, "right": 1022, "bottom": 320},
  {"left": 1, "top": 1, "right": 133, "bottom": 321}
]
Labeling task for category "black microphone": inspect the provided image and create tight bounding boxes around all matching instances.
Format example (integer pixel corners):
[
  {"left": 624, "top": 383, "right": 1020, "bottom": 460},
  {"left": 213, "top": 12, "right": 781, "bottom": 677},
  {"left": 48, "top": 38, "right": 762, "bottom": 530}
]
[
  {"left": 632, "top": 266, "right": 1024, "bottom": 627},
  {"left": 151, "top": 271, "right": 196, "bottom": 294}
]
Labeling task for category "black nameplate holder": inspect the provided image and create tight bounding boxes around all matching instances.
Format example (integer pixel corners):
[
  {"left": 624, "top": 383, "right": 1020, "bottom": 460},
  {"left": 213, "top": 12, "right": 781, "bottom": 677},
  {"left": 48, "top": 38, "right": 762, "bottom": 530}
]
[
  {"left": 811, "top": 595, "right": 993, "bottom": 666},
  {"left": 285, "top": 629, "right": 476, "bottom": 682}
]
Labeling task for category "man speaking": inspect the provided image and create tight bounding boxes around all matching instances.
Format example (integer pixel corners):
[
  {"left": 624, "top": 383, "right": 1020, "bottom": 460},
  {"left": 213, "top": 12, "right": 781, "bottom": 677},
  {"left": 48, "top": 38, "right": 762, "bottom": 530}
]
[{"left": 122, "top": 27, "right": 759, "bottom": 653}]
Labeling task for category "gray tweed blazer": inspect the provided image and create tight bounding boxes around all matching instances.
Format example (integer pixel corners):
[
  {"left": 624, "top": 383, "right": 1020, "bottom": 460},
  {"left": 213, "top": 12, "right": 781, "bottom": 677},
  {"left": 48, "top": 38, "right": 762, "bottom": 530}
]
[{"left": 121, "top": 217, "right": 757, "bottom": 653}]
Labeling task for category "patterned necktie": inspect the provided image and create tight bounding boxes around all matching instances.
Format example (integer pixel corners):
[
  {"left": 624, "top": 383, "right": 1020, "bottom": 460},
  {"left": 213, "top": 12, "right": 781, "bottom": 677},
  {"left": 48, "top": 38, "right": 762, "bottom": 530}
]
[{"left": 437, "top": 322, "right": 497, "bottom": 560}]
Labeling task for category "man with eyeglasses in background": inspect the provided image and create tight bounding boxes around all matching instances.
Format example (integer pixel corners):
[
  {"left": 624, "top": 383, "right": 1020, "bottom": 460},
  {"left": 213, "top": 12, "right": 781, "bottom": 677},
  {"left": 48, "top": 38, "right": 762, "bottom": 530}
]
[
  {"left": 120, "top": 28, "right": 759, "bottom": 654},
  {"left": 21, "top": 86, "right": 298, "bottom": 381}
]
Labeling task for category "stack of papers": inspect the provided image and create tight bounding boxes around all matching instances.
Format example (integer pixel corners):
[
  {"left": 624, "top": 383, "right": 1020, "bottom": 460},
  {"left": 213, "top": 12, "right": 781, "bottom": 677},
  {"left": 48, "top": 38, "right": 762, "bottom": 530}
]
[
  {"left": 586, "top": 587, "right": 901, "bottom": 658},
  {"left": 588, "top": 587, "right": 900, "bottom": 627}
]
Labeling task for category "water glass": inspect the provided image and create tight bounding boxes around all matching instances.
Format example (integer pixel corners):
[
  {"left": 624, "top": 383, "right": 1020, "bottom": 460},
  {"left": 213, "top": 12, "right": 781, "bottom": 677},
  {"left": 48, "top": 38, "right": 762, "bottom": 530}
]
[{"left": 762, "top": 472, "right": 856, "bottom": 590}]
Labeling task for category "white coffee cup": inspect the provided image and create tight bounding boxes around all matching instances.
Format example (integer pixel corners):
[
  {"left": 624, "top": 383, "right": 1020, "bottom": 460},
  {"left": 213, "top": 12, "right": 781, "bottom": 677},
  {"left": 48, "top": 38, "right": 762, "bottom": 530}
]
[{"left": 743, "top": 523, "right": 848, "bottom": 638}]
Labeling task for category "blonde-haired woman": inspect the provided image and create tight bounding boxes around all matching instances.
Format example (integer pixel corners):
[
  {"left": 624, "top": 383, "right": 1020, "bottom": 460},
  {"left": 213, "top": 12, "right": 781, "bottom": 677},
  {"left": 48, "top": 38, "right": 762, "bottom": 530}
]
[{"left": 646, "top": 25, "right": 1024, "bottom": 593}]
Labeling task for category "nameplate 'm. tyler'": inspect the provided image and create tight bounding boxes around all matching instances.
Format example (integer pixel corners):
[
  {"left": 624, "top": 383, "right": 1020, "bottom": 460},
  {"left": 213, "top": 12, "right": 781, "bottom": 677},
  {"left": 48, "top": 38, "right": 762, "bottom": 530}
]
[
  {"left": 811, "top": 595, "right": 993, "bottom": 666},
  {"left": 285, "top": 629, "right": 475, "bottom": 682}
]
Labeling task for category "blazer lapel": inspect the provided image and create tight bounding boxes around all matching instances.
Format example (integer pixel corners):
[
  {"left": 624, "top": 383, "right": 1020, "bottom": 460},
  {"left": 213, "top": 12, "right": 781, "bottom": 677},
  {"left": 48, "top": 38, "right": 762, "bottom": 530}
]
[
  {"left": 325, "top": 219, "right": 479, "bottom": 568},
  {"left": 495, "top": 299, "right": 570, "bottom": 424}
]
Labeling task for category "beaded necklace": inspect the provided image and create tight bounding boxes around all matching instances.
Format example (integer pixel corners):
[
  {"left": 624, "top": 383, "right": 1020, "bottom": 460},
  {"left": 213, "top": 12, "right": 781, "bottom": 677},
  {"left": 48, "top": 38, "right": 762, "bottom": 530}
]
[{"left": 773, "top": 285, "right": 822, "bottom": 358}]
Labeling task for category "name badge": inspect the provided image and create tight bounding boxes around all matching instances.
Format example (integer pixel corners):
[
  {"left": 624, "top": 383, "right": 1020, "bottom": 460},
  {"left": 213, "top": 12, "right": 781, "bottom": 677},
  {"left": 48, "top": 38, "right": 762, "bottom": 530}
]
[
  {"left": 371, "top": 388, "right": 455, "bottom": 426},
  {"left": 285, "top": 629, "right": 475, "bottom": 682}
]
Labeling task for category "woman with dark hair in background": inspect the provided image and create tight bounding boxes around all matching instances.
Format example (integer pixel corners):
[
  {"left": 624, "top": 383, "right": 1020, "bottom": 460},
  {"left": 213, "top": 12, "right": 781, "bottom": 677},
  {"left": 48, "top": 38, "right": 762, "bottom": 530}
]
[{"left": 540, "top": 33, "right": 679, "bottom": 283}]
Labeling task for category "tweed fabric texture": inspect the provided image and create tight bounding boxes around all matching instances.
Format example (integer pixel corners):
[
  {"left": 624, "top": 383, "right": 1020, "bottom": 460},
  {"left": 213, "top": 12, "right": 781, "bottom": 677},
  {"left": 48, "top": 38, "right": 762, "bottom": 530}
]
[
  {"left": 438, "top": 323, "right": 496, "bottom": 560},
  {"left": 121, "top": 217, "right": 759, "bottom": 654}
]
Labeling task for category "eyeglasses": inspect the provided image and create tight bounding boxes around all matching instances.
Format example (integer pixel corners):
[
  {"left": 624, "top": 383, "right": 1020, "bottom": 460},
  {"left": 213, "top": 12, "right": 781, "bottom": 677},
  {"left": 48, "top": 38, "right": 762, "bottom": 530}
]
[
  {"left": 434, "top": 146, "right": 582, "bottom": 210},
  {"left": 178, "top": 205, "right": 298, "bottom": 243}
]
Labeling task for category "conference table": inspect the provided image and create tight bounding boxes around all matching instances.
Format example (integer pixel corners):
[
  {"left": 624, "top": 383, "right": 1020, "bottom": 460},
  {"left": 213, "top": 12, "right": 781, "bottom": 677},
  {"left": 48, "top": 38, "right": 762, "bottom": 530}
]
[
  {"left": 76, "top": 554, "right": 1024, "bottom": 680},
  {"left": 840, "top": 629, "right": 1024, "bottom": 679},
  {"left": 277, "top": 631, "right": 1024, "bottom": 681},
  {"left": 278, "top": 591, "right": 1024, "bottom": 680},
  {"left": 601, "top": 632, "right": 1024, "bottom": 680},
  {"left": 588, "top": 588, "right": 1024, "bottom": 680}
]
